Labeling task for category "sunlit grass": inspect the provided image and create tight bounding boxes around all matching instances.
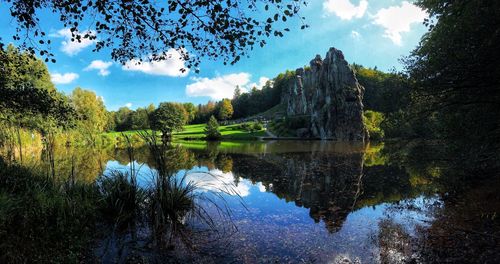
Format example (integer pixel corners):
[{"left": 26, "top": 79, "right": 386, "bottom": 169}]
[
  {"left": 173, "top": 124, "right": 267, "bottom": 140},
  {"left": 101, "top": 123, "right": 267, "bottom": 142}
]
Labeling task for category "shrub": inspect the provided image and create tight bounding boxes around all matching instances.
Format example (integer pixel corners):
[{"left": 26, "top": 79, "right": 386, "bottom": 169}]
[
  {"left": 241, "top": 122, "right": 252, "bottom": 131},
  {"left": 253, "top": 122, "right": 263, "bottom": 131},
  {"left": 204, "top": 116, "right": 221, "bottom": 140},
  {"left": 363, "top": 110, "right": 385, "bottom": 141}
]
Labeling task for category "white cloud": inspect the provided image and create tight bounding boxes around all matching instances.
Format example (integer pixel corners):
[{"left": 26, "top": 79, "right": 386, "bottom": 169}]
[
  {"left": 185, "top": 169, "right": 251, "bottom": 197},
  {"left": 323, "top": 0, "right": 368, "bottom": 20},
  {"left": 351, "top": 30, "right": 361, "bottom": 39},
  {"left": 372, "top": 1, "right": 427, "bottom": 45},
  {"left": 256, "top": 182, "right": 267, "bottom": 192},
  {"left": 186, "top": 73, "right": 251, "bottom": 100},
  {"left": 122, "top": 49, "right": 189, "bottom": 77},
  {"left": 85, "top": 60, "right": 113, "bottom": 76},
  {"left": 124, "top": 103, "right": 132, "bottom": 108},
  {"left": 248, "top": 77, "right": 270, "bottom": 90},
  {"left": 51, "top": 28, "right": 96, "bottom": 56},
  {"left": 50, "top": 72, "right": 79, "bottom": 84},
  {"left": 186, "top": 73, "right": 270, "bottom": 100}
]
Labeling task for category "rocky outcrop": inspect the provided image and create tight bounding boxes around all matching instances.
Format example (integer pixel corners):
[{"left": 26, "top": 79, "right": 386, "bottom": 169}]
[{"left": 282, "top": 47, "right": 366, "bottom": 141}]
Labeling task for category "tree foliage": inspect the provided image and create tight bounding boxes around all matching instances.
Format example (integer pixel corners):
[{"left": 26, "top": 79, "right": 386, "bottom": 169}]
[
  {"left": 363, "top": 110, "right": 384, "bottom": 141},
  {"left": 182, "top": 103, "right": 197, "bottom": 124},
  {"left": 0, "top": 44, "right": 74, "bottom": 129},
  {"left": 193, "top": 101, "right": 216, "bottom": 124},
  {"left": 205, "top": 115, "right": 221, "bottom": 140},
  {"left": 354, "top": 64, "right": 411, "bottom": 114},
  {"left": 70, "top": 87, "right": 107, "bottom": 134},
  {"left": 406, "top": 0, "right": 500, "bottom": 171},
  {"left": 232, "top": 73, "right": 287, "bottom": 119},
  {"left": 149, "top": 102, "right": 187, "bottom": 142},
  {"left": 3, "top": 0, "right": 308, "bottom": 69},
  {"left": 217, "top": 99, "right": 234, "bottom": 121}
]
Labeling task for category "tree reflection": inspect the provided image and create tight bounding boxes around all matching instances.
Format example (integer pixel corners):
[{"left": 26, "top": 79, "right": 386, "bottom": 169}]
[{"left": 11, "top": 139, "right": 498, "bottom": 262}]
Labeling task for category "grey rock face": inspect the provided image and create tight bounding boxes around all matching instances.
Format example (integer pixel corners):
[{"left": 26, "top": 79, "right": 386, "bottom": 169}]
[{"left": 282, "top": 47, "right": 366, "bottom": 141}]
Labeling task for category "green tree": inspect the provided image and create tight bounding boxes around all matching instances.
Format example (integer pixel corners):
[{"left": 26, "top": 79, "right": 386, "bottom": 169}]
[
  {"left": 193, "top": 101, "right": 216, "bottom": 124},
  {"left": 0, "top": 44, "right": 74, "bottom": 128},
  {"left": 70, "top": 88, "right": 107, "bottom": 141},
  {"left": 231, "top": 71, "right": 289, "bottom": 119},
  {"left": 146, "top": 103, "right": 156, "bottom": 114},
  {"left": 353, "top": 64, "right": 410, "bottom": 114},
  {"left": 363, "top": 110, "right": 385, "bottom": 141},
  {"left": 205, "top": 115, "right": 221, "bottom": 140},
  {"left": 105, "top": 111, "right": 116, "bottom": 132},
  {"left": 129, "top": 107, "right": 150, "bottom": 130},
  {"left": 217, "top": 99, "right": 234, "bottom": 121},
  {"left": 114, "top": 107, "right": 132, "bottom": 131},
  {"left": 149, "top": 102, "right": 187, "bottom": 143},
  {"left": 0, "top": 44, "right": 74, "bottom": 164},
  {"left": 182, "top": 102, "right": 197, "bottom": 124},
  {"left": 405, "top": 0, "right": 500, "bottom": 172}
]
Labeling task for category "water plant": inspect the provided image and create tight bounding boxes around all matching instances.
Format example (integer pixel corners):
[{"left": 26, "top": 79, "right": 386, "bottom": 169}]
[
  {"left": 97, "top": 171, "right": 145, "bottom": 231},
  {"left": 139, "top": 130, "right": 242, "bottom": 249}
]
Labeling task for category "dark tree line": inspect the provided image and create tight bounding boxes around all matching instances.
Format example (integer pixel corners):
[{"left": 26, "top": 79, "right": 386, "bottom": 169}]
[
  {"left": 232, "top": 71, "right": 293, "bottom": 119},
  {"left": 406, "top": 0, "right": 500, "bottom": 173},
  {"left": 353, "top": 64, "right": 411, "bottom": 115}
]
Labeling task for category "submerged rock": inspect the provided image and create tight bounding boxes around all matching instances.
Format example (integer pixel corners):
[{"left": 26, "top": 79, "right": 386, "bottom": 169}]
[{"left": 282, "top": 47, "right": 367, "bottom": 141}]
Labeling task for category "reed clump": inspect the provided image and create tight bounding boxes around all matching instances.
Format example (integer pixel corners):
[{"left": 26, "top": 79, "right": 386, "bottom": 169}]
[{"left": 0, "top": 131, "right": 242, "bottom": 262}]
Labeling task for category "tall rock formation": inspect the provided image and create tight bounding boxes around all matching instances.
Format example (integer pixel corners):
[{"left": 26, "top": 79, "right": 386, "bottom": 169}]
[{"left": 282, "top": 47, "right": 366, "bottom": 141}]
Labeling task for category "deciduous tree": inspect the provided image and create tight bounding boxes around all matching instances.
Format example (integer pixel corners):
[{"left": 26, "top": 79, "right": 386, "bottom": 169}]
[
  {"left": 3, "top": 0, "right": 308, "bottom": 69},
  {"left": 149, "top": 102, "right": 187, "bottom": 143},
  {"left": 217, "top": 99, "right": 234, "bottom": 121}
]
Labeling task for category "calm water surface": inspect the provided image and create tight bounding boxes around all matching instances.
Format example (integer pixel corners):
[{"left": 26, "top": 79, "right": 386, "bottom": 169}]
[
  {"left": 20, "top": 140, "right": 500, "bottom": 263},
  {"left": 102, "top": 141, "right": 443, "bottom": 263}
]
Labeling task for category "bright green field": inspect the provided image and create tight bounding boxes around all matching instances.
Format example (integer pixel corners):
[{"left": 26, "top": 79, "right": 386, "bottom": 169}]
[
  {"left": 173, "top": 124, "right": 266, "bottom": 140},
  {"left": 103, "top": 124, "right": 267, "bottom": 141}
]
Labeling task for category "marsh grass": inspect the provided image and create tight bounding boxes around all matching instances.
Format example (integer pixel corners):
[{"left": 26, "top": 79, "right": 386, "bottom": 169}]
[
  {"left": 0, "top": 130, "right": 245, "bottom": 262},
  {"left": 139, "top": 130, "right": 243, "bottom": 250},
  {"left": 98, "top": 133, "right": 145, "bottom": 232},
  {"left": 147, "top": 171, "right": 242, "bottom": 251},
  {"left": 0, "top": 157, "right": 98, "bottom": 263},
  {"left": 98, "top": 171, "right": 145, "bottom": 231}
]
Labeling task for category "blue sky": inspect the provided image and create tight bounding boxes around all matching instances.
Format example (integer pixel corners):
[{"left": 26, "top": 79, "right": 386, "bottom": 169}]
[{"left": 0, "top": 0, "right": 427, "bottom": 111}]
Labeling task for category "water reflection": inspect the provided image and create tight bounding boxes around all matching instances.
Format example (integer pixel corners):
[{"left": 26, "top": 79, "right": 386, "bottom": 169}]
[{"left": 5, "top": 140, "right": 499, "bottom": 262}]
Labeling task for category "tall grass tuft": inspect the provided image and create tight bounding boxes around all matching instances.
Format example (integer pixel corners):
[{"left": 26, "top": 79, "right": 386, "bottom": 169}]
[
  {"left": 139, "top": 130, "right": 242, "bottom": 249},
  {"left": 98, "top": 171, "right": 145, "bottom": 231},
  {"left": 98, "top": 133, "right": 145, "bottom": 231},
  {"left": 148, "top": 174, "right": 195, "bottom": 246}
]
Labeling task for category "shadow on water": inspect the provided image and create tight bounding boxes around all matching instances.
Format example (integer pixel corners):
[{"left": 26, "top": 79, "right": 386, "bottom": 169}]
[{"left": 3, "top": 139, "right": 499, "bottom": 263}]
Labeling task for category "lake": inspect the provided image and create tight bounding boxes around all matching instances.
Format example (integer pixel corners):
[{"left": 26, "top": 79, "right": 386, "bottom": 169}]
[{"left": 13, "top": 140, "right": 500, "bottom": 263}]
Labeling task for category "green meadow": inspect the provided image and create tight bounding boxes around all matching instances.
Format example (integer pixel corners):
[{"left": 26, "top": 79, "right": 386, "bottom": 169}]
[{"left": 103, "top": 123, "right": 267, "bottom": 142}]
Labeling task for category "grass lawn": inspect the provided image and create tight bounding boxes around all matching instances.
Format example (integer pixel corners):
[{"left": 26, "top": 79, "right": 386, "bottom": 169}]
[
  {"left": 102, "top": 124, "right": 267, "bottom": 141},
  {"left": 174, "top": 124, "right": 267, "bottom": 140}
]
